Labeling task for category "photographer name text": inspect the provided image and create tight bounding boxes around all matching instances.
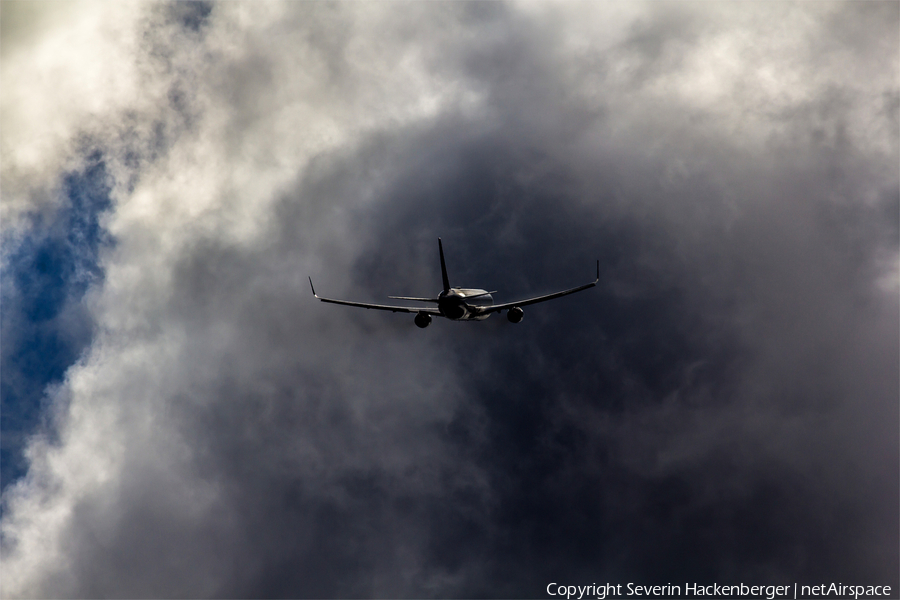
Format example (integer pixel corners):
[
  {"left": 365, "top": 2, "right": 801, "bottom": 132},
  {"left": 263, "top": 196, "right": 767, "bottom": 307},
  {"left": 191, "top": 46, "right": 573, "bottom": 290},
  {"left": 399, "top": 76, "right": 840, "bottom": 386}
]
[{"left": 546, "top": 582, "right": 892, "bottom": 600}]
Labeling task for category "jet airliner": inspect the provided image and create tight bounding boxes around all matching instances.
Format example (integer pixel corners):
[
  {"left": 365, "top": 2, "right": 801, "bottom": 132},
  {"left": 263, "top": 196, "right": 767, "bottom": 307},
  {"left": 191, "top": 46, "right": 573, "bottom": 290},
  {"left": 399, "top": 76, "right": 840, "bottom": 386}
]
[{"left": 309, "top": 238, "right": 598, "bottom": 328}]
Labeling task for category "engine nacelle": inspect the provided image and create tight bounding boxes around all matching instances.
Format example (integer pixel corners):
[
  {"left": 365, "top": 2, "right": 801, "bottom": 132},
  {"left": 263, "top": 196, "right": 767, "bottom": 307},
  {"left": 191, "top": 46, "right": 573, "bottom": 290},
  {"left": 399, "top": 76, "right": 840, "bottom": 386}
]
[
  {"left": 507, "top": 306, "right": 524, "bottom": 323},
  {"left": 414, "top": 312, "right": 432, "bottom": 328}
]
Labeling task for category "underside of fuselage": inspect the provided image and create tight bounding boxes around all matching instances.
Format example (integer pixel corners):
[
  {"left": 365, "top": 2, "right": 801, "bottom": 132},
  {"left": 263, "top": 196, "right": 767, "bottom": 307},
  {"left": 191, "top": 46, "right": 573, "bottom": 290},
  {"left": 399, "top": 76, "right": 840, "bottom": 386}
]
[{"left": 438, "top": 288, "right": 493, "bottom": 321}]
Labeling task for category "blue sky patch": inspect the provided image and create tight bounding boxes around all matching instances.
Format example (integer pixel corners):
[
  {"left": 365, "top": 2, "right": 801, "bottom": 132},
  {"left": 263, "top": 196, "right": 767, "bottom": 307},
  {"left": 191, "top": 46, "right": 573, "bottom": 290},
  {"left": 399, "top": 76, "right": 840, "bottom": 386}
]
[{"left": 1, "top": 153, "right": 113, "bottom": 492}]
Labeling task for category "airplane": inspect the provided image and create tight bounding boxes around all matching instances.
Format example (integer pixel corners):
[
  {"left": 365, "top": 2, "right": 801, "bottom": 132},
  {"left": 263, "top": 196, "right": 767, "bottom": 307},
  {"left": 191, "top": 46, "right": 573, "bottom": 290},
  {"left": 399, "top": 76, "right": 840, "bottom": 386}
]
[{"left": 309, "top": 238, "right": 598, "bottom": 328}]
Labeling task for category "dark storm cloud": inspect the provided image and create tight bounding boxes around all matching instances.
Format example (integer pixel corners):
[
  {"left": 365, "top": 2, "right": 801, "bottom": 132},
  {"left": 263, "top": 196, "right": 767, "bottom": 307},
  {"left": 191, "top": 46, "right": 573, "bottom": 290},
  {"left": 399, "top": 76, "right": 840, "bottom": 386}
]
[
  {"left": 2, "top": 2, "right": 897, "bottom": 598},
  {"left": 332, "top": 106, "right": 897, "bottom": 593},
  {"left": 279, "top": 4, "right": 898, "bottom": 592}
]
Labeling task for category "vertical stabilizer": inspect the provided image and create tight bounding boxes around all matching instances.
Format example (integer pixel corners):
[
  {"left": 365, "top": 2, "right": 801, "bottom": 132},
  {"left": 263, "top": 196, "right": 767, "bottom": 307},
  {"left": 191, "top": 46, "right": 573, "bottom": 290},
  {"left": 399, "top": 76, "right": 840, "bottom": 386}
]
[{"left": 438, "top": 238, "right": 450, "bottom": 293}]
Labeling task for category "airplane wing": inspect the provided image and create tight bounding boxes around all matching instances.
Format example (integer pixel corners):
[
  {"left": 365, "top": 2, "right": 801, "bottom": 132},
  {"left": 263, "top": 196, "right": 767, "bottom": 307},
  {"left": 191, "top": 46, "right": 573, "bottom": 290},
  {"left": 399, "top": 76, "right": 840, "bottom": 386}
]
[
  {"left": 387, "top": 296, "right": 440, "bottom": 302},
  {"left": 479, "top": 260, "right": 599, "bottom": 314},
  {"left": 309, "top": 278, "right": 443, "bottom": 315}
]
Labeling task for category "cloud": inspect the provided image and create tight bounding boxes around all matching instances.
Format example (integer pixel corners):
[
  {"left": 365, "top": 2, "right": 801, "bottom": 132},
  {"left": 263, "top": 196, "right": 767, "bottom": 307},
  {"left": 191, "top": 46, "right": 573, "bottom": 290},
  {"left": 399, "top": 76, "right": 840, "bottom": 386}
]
[{"left": 1, "top": 2, "right": 897, "bottom": 597}]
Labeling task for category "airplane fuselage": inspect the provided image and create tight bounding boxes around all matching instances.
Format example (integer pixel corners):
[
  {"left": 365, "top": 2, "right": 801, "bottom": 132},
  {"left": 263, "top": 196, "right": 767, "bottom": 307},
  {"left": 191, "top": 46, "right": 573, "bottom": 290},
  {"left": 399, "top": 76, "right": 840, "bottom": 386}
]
[{"left": 438, "top": 288, "right": 493, "bottom": 320}]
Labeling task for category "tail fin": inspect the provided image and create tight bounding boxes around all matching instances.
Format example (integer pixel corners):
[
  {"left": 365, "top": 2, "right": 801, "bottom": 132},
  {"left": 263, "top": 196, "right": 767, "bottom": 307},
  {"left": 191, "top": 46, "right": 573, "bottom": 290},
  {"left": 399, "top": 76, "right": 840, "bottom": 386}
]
[{"left": 438, "top": 238, "right": 450, "bottom": 293}]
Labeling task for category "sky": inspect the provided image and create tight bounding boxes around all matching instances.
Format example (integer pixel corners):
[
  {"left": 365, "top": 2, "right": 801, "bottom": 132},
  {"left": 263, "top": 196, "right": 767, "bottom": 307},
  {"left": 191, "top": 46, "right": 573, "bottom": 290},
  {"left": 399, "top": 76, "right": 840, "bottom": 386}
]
[{"left": 1, "top": 1, "right": 897, "bottom": 598}]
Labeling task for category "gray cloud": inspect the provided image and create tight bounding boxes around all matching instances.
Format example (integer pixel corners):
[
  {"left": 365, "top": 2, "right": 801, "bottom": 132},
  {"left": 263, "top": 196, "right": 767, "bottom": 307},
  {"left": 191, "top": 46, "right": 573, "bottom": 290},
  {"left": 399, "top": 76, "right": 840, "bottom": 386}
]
[{"left": 1, "top": 2, "right": 897, "bottom": 598}]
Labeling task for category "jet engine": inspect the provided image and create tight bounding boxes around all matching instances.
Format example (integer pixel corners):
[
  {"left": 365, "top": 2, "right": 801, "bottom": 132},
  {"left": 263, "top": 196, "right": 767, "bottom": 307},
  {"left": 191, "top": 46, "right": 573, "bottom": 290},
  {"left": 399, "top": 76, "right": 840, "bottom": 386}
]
[
  {"left": 414, "top": 312, "right": 432, "bottom": 328},
  {"left": 507, "top": 306, "right": 524, "bottom": 323}
]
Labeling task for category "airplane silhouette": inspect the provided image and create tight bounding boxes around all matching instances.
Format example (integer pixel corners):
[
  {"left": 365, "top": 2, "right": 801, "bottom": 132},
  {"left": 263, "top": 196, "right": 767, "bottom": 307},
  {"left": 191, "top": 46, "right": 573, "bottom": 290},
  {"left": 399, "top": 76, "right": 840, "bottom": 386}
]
[{"left": 310, "top": 238, "right": 598, "bottom": 328}]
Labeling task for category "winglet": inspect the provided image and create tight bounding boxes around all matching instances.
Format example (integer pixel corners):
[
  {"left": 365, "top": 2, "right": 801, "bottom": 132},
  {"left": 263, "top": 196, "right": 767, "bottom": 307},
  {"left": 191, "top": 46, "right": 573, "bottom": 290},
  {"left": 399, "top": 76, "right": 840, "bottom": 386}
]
[
  {"left": 595, "top": 259, "right": 599, "bottom": 283},
  {"left": 308, "top": 276, "right": 318, "bottom": 298},
  {"left": 438, "top": 238, "right": 450, "bottom": 293}
]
